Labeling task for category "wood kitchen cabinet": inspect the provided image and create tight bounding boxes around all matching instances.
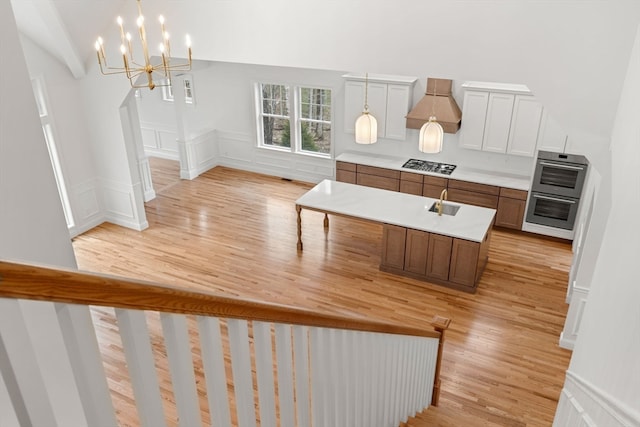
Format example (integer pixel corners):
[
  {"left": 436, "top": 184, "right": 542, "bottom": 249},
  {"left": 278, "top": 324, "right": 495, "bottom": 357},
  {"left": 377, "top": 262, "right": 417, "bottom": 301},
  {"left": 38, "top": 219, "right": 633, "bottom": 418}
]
[
  {"left": 336, "top": 161, "right": 356, "bottom": 184},
  {"left": 495, "top": 188, "right": 528, "bottom": 229},
  {"left": 423, "top": 176, "right": 448, "bottom": 198},
  {"left": 399, "top": 172, "right": 423, "bottom": 196},
  {"left": 447, "top": 179, "right": 499, "bottom": 209},
  {"left": 426, "top": 234, "right": 453, "bottom": 281},
  {"left": 343, "top": 73, "right": 417, "bottom": 141},
  {"left": 381, "top": 224, "right": 406, "bottom": 270},
  {"left": 404, "top": 229, "right": 430, "bottom": 275},
  {"left": 380, "top": 224, "right": 487, "bottom": 293},
  {"left": 356, "top": 165, "right": 400, "bottom": 191},
  {"left": 449, "top": 238, "right": 481, "bottom": 288},
  {"left": 336, "top": 158, "right": 529, "bottom": 233}
]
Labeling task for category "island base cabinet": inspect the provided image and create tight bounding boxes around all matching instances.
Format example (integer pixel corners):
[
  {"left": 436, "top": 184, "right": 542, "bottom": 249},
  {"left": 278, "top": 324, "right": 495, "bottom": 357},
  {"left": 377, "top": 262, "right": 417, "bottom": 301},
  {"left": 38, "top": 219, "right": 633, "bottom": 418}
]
[
  {"left": 449, "top": 239, "right": 481, "bottom": 288},
  {"left": 380, "top": 224, "right": 489, "bottom": 293},
  {"left": 404, "top": 229, "right": 430, "bottom": 275},
  {"left": 381, "top": 224, "right": 406, "bottom": 271},
  {"left": 426, "top": 234, "right": 453, "bottom": 281}
]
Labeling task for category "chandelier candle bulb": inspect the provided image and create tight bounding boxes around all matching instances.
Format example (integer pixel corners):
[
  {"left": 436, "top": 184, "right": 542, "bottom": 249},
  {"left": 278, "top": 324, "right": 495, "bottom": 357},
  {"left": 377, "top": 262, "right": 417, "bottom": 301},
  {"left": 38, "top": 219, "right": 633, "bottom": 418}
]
[{"left": 93, "top": 0, "right": 192, "bottom": 90}]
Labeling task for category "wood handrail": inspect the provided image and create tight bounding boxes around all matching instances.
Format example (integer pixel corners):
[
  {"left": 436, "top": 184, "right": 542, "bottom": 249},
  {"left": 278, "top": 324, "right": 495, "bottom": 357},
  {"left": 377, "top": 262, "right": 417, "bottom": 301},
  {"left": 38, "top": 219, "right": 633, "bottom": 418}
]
[{"left": 0, "top": 260, "right": 441, "bottom": 339}]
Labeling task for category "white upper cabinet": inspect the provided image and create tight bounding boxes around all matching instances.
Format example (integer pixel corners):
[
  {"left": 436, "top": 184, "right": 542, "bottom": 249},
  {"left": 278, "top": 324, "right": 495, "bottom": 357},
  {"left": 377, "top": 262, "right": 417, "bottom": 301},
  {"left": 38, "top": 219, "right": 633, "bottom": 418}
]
[
  {"left": 507, "top": 96, "right": 544, "bottom": 156},
  {"left": 343, "top": 74, "right": 416, "bottom": 141},
  {"left": 536, "top": 109, "right": 568, "bottom": 153},
  {"left": 458, "top": 91, "right": 489, "bottom": 151},
  {"left": 459, "top": 82, "right": 543, "bottom": 157},
  {"left": 483, "top": 93, "right": 515, "bottom": 153}
]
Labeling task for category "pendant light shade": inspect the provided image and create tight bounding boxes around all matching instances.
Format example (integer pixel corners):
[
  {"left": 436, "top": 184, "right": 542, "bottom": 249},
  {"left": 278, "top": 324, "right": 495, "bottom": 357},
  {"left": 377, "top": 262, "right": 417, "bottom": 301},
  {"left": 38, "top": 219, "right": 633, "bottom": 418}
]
[
  {"left": 355, "top": 110, "right": 378, "bottom": 144},
  {"left": 355, "top": 72, "right": 378, "bottom": 144},
  {"left": 419, "top": 116, "right": 443, "bottom": 153}
]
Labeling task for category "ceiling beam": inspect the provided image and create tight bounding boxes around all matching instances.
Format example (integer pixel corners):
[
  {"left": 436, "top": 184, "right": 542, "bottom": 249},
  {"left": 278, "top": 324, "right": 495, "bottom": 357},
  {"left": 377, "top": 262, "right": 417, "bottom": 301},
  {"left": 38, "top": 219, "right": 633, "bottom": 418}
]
[{"left": 34, "top": 0, "right": 85, "bottom": 79}]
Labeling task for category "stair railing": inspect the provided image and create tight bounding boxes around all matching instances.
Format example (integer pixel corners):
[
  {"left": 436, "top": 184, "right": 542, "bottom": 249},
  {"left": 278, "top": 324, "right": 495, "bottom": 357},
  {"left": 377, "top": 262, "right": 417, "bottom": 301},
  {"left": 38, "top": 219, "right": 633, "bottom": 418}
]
[{"left": 0, "top": 259, "right": 449, "bottom": 427}]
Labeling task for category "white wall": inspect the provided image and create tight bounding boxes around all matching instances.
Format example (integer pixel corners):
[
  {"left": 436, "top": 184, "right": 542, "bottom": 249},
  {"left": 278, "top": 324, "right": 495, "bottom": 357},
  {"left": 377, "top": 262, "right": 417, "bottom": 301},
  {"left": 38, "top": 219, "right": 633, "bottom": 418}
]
[
  {"left": 137, "top": 61, "right": 539, "bottom": 182},
  {"left": 138, "top": 1, "right": 639, "bottom": 158},
  {"left": 0, "top": 1, "right": 89, "bottom": 424},
  {"left": 554, "top": 22, "right": 640, "bottom": 426}
]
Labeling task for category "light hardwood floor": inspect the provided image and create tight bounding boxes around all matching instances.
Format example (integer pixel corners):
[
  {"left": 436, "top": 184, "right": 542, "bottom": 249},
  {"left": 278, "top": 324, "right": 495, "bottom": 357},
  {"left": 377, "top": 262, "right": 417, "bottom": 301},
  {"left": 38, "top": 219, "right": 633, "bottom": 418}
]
[{"left": 72, "top": 165, "right": 573, "bottom": 427}]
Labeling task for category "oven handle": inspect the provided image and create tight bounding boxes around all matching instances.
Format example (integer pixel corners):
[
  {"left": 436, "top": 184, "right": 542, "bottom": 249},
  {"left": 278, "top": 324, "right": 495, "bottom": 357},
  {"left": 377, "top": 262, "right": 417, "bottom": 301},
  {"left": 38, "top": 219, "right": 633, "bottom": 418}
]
[
  {"left": 533, "top": 194, "right": 576, "bottom": 204},
  {"left": 539, "top": 161, "right": 585, "bottom": 171}
]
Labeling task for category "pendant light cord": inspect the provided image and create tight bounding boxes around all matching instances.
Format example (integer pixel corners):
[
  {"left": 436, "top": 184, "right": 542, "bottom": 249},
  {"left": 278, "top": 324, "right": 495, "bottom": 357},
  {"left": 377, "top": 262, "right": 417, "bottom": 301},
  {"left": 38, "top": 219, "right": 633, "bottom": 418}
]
[
  {"left": 364, "top": 72, "right": 369, "bottom": 111},
  {"left": 431, "top": 79, "right": 437, "bottom": 120}
]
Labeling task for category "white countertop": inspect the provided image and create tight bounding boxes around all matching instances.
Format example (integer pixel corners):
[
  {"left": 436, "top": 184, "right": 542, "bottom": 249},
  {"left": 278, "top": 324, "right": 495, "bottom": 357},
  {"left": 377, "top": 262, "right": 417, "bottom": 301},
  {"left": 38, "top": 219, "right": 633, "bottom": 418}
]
[
  {"left": 336, "top": 152, "right": 531, "bottom": 191},
  {"left": 296, "top": 180, "right": 495, "bottom": 243}
]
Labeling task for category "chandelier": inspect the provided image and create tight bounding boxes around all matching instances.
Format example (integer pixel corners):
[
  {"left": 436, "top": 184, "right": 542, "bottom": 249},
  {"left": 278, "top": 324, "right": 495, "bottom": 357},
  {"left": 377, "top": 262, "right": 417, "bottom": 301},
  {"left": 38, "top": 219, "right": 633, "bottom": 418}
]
[{"left": 94, "top": 0, "right": 192, "bottom": 90}]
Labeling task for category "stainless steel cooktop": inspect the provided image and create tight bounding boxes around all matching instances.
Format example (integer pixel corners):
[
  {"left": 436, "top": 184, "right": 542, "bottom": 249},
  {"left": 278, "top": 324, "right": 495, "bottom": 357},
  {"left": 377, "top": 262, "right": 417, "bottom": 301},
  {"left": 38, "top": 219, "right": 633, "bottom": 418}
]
[{"left": 402, "top": 159, "right": 457, "bottom": 175}]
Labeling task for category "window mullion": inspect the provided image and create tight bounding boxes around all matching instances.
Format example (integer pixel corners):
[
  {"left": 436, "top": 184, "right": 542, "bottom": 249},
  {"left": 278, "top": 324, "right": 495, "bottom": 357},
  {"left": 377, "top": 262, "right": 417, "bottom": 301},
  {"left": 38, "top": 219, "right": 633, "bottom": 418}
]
[{"left": 291, "top": 86, "right": 300, "bottom": 153}]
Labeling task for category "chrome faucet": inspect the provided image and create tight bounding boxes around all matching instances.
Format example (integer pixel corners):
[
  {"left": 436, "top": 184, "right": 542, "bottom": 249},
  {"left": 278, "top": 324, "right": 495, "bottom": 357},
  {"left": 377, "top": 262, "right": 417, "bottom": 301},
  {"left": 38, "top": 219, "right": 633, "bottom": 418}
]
[{"left": 436, "top": 188, "right": 448, "bottom": 216}]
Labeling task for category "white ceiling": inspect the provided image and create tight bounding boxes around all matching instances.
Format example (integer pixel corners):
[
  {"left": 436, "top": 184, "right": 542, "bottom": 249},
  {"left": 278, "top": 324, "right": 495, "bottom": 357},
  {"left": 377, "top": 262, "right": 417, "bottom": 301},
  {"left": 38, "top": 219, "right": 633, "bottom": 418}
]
[{"left": 10, "top": 0, "right": 126, "bottom": 78}]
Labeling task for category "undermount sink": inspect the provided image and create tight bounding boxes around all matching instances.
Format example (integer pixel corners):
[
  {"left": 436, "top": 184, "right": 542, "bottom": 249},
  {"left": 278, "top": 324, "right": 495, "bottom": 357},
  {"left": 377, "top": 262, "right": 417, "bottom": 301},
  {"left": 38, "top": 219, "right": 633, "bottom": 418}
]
[{"left": 428, "top": 202, "right": 460, "bottom": 216}]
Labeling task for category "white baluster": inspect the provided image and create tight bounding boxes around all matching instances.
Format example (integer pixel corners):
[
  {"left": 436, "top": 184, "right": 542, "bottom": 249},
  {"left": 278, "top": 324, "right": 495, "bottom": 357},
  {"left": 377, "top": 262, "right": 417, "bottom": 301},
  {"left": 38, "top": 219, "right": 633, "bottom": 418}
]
[
  {"left": 56, "top": 304, "right": 117, "bottom": 426},
  {"left": 226, "top": 319, "right": 256, "bottom": 427},
  {"left": 310, "top": 327, "right": 325, "bottom": 427},
  {"left": 0, "top": 366, "right": 20, "bottom": 427},
  {"left": 116, "top": 308, "right": 167, "bottom": 427},
  {"left": 19, "top": 300, "right": 88, "bottom": 426},
  {"left": 354, "top": 331, "right": 365, "bottom": 427},
  {"left": 345, "top": 330, "right": 356, "bottom": 427},
  {"left": 0, "top": 299, "right": 55, "bottom": 427},
  {"left": 274, "top": 324, "right": 295, "bottom": 427},
  {"left": 253, "top": 321, "right": 276, "bottom": 427},
  {"left": 197, "top": 316, "right": 232, "bottom": 427},
  {"left": 335, "top": 329, "right": 348, "bottom": 427},
  {"left": 362, "top": 331, "right": 373, "bottom": 427},
  {"left": 293, "top": 325, "right": 311, "bottom": 426},
  {"left": 401, "top": 337, "right": 409, "bottom": 422},
  {"left": 392, "top": 335, "right": 402, "bottom": 424},
  {"left": 408, "top": 337, "right": 419, "bottom": 415},
  {"left": 160, "top": 313, "right": 201, "bottom": 427}
]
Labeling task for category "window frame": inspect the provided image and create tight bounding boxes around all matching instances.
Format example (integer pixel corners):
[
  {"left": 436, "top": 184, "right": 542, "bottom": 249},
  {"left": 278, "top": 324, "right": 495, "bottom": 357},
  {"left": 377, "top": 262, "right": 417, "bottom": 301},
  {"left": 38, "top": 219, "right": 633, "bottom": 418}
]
[{"left": 255, "top": 82, "right": 333, "bottom": 158}]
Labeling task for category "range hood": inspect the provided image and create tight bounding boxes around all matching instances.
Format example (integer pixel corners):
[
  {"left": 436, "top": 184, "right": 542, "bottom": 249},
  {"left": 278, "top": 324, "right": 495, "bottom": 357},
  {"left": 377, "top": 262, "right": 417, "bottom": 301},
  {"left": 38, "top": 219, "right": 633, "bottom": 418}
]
[{"left": 406, "top": 78, "right": 462, "bottom": 134}]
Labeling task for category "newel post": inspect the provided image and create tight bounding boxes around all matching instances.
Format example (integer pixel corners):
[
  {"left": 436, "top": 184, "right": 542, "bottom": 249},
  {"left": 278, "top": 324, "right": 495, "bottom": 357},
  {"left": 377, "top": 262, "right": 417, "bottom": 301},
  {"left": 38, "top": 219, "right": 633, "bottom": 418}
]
[{"left": 430, "top": 315, "right": 451, "bottom": 406}]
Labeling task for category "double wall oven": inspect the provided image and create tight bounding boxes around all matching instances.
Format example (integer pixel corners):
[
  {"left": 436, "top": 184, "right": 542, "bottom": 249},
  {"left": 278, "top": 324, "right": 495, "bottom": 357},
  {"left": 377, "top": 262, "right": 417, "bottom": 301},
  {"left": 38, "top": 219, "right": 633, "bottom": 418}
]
[{"left": 526, "top": 151, "right": 589, "bottom": 230}]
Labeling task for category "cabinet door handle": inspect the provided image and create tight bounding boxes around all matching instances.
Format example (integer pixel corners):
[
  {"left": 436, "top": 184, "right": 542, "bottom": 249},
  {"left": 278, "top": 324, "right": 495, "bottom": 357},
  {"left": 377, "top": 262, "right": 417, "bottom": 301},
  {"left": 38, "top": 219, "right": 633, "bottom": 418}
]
[
  {"left": 538, "top": 161, "right": 585, "bottom": 171},
  {"left": 533, "top": 194, "right": 576, "bottom": 204}
]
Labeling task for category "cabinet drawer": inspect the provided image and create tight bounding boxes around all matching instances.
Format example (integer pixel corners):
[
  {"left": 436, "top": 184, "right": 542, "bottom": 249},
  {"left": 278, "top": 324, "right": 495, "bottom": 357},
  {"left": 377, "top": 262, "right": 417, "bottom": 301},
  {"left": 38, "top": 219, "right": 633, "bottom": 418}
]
[
  {"left": 448, "top": 179, "right": 500, "bottom": 195},
  {"left": 357, "top": 173, "right": 399, "bottom": 192},
  {"left": 400, "top": 171, "right": 423, "bottom": 183},
  {"left": 448, "top": 188, "right": 499, "bottom": 209},
  {"left": 400, "top": 180, "right": 423, "bottom": 196},
  {"left": 423, "top": 184, "right": 447, "bottom": 199},
  {"left": 336, "top": 161, "right": 356, "bottom": 172},
  {"left": 499, "top": 187, "right": 528, "bottom": 200},
  {"left": 336, "top": 169, "right": 356, "bottom": 184},
  {"left": 424, "top": 175, "right": 448, "bottom": 187},
  {"left": 357, "top": 165, "right": 400, "bottom": 180}
]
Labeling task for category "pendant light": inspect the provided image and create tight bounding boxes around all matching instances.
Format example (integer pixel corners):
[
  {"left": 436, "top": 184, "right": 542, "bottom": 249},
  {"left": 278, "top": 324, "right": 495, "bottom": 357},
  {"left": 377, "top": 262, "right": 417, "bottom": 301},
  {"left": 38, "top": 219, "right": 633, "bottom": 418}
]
[
  {"left": 418, "top": 79, "right": 444, "bottom": 153},
  {"left": 355, "top": 73, "right": 378, "bottom": 144}
]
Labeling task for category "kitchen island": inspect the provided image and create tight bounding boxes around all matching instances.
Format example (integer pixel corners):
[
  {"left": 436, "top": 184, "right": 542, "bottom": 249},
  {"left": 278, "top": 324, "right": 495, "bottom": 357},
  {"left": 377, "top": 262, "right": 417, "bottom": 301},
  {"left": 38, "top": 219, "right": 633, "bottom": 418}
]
[{"left": 296, "top": 180, "right": 496, "bottom": 293}]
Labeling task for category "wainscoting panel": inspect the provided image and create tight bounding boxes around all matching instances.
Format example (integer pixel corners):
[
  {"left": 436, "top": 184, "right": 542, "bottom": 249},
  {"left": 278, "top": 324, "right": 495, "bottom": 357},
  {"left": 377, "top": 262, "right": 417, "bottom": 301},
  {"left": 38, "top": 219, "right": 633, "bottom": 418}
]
[
  {"left": 101, "top": 180, "right": 148, "bottom": 231},
  {"left": 140, "top": 124, "right": 179, "bottom": 160},
  {"left": 560, "top": 286, "right": 589, "bottom": 350},
  {"left": 554, "top": 371, "right": 640, "bottom": 427},
  {"left": 68, "top": 179, "right": 104, "bottom": 238},
  {"left": 216, "top": 130, "right": 334, "bottom": 183}
]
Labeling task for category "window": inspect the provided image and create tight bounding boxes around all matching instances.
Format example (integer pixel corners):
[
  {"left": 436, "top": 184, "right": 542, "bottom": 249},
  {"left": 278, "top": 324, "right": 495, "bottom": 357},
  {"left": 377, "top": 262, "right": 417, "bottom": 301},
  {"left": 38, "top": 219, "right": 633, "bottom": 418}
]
[
  {"left": 31, "top": 77, "right": 75, "bottom": 229},
  {"left": 257, "top": 83, "right": 332, "bottom": 156},
  {"left": 299, "top": 87, "right": 331, "bottom": 155},
  {"left": 161, "top": 80, "right": 174, "bottom": 102}
]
